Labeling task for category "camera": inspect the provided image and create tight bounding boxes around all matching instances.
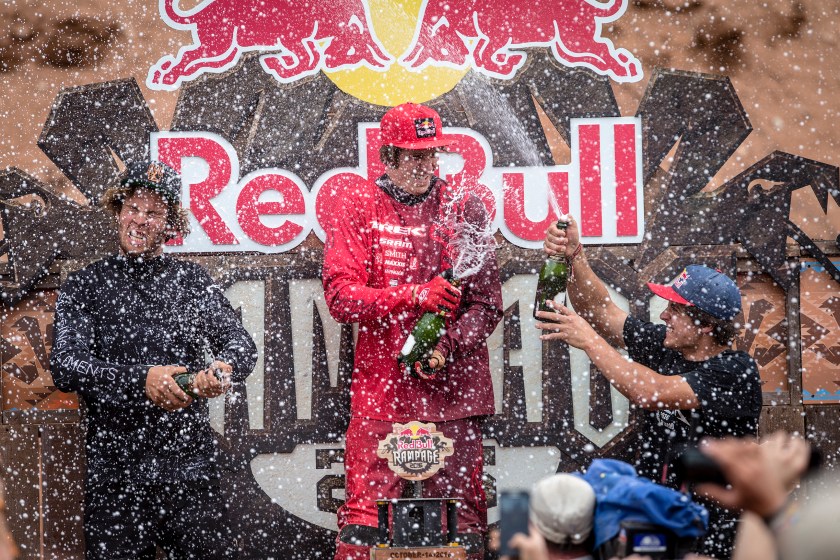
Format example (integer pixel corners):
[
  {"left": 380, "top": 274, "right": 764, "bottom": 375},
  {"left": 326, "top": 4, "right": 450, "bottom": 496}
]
[
  {"left": 672, "top": 447, "right": 728, "bottom": 486},
  {"left": 672, "top": 445, "right": 823, "bottom": 487},
  {"left": 597, "top": 520, "right": 695, "bottom": 560}
]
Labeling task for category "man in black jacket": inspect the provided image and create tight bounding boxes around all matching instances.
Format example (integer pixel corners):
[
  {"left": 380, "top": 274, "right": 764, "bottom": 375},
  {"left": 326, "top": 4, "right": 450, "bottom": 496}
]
[{"left": 50, "top": 161, "right": 258, "bottom": 560}]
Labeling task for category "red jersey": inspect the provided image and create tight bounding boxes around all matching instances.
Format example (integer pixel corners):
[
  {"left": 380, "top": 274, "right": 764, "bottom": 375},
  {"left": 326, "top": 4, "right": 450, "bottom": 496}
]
[{"left": 322, "top": 175, "right": 503, "bottom": 422}]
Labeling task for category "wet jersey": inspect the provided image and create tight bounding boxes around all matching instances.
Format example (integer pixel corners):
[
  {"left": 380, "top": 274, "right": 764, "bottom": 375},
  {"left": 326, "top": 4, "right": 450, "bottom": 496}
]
[
  {"left": 322, "top": 175, "right": 503, "bottom": 422},
  {"left": 622, "top": 315, "right": 762, "bottom": 483},
  {"left": 51, "top": 254, "right": 258, "bottom": 485},
  {"left": 622, "top": 315, "right": 762, "bottom": 560}
]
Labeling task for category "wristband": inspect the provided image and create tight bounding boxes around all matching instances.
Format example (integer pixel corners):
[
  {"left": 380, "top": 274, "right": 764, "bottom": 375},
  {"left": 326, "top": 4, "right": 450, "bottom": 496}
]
[{"left": 569, "top": 243, "right": 583, "bottom": 281}]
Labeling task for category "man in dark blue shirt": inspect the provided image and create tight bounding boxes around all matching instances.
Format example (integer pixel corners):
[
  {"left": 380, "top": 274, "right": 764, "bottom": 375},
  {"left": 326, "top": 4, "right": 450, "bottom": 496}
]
[{"left": 536, "top": 218, "right": 761, "bottom": 560}]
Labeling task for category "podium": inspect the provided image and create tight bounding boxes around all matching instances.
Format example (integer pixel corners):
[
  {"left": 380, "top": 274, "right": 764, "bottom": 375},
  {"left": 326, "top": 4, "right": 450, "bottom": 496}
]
[{"left": 372, "top": 422, "right": 468, "bottom": 560}]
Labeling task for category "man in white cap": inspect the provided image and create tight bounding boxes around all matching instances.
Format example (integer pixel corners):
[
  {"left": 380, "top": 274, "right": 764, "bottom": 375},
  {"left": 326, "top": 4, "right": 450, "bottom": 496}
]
[
  {"left": 323, "top": 103, "right": 503, "bottom": 560},
  {"left": 523, "top": 474, "right": 596, "bottom": 560}
]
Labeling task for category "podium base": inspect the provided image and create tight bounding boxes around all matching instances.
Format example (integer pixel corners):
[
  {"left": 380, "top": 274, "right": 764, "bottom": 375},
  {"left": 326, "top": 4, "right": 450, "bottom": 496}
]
[{"left": 370, "top": 546, "right": 467, "bottom": 560}]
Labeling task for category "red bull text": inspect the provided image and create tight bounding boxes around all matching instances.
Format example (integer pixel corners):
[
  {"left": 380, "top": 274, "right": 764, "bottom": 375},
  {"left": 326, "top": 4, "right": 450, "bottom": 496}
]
[{"left": 151, "top": 117, "right": 643, "bottom": 253}]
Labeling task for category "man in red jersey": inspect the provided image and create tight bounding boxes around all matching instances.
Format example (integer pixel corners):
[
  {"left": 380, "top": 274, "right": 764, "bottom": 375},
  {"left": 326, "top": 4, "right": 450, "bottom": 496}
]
[{"left": 323, "top": 103, "right": 503, "bottom": 560}]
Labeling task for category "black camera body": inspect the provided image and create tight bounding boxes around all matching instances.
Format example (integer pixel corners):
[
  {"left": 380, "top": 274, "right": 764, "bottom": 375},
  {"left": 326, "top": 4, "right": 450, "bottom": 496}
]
[
  {"left": 672, "top": 447, "right": 728, "bottom": 486},
  {"left": 672, "top": 444, "right": 822, "bottom": 487},
  {"left": 597, "top": 520, "right": 697, "bottom": 560}
]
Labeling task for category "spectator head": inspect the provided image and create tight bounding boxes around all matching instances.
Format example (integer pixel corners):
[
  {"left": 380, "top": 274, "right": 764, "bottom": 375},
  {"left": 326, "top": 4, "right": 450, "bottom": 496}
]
[
  {"left": 530, "top": 474, "right": 596, "bottom": 548},
  {"left": 778, "top": 473, "right": 840, "bottom": 560}
]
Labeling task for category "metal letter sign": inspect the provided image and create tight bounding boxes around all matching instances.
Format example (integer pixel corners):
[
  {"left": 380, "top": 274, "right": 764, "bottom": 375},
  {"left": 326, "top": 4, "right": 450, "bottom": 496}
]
[{"left": 151, "top": 117, "right": 644, "bottom": 253}]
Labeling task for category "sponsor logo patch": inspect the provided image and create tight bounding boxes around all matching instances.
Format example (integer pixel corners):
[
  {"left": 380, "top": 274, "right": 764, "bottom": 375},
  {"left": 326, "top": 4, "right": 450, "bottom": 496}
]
[
  {"left": 673, "top": 268, "right": 690, "bottom": 289},
  {"left": 416, "top": 287, "right": 430, "bottom": 304},
  {"left": 146, "top": 162, "right": 165, "bottom": 184},
  {"left": 414, "top": 117, "right": 436, "bottom": 139},
  {"left": 376, "top": 421, "right": 454, "bottom": 480}
]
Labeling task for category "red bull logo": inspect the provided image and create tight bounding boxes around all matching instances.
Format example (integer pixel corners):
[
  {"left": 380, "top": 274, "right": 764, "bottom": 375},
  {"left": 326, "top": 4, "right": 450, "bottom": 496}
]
[
  {"left": 377, "top": 421, "right": 454, "bottom": 480},
  {"left": 150, "top": 116, "right": 644, "bottom": 253},
  {"left": 414, "top": 117, "right": 437, "bottom": 138},
  {"left": 147, "top": 0, "right": 392, "bottom": 90},
  {"left": 402, "top": 0, "right": 641, "bottom": 82},
  {"left": 147, "top": 0, "right": 642, "bottom": 91}
]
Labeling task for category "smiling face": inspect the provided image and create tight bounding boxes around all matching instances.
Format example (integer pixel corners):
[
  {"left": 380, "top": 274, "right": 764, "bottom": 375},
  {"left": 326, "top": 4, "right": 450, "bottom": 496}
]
[
  {"left": 660, "top": 301, "right": 707, "bottom": 353},
  {"left": 117, "top": 188, "right": 170, "bottom": 257},
  {"left": 386, "top": 148, "right": 440, "bottom": 196}
]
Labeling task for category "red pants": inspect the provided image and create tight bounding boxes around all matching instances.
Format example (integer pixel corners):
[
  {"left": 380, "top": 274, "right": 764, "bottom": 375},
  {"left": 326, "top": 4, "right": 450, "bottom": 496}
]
[{"left": 335, "top": 417, "right": 487, "bottom": 560}]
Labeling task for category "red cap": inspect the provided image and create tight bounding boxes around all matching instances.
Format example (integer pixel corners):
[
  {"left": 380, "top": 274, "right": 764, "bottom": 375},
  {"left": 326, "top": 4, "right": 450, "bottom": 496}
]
[{"left": 379, "top": 103, "right": 454, "bottom": 150}]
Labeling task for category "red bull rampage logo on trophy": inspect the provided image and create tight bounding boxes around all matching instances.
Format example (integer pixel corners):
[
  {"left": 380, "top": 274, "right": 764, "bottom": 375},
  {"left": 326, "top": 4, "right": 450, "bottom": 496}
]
[
  {"left": 146, "top": 0, "right": 642, "bottom": 91},
  {"left": 377, "top": 422, "right": 455, "bottom": 480}
]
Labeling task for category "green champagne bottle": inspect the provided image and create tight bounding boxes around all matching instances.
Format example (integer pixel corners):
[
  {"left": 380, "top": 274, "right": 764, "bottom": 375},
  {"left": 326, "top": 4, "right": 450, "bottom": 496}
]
[
  {"left": 173, "top": 371, "right": 199, "bottom": 398},
  {"left": 533, "top": 220, "right": 569, "bottom": 319},
  {"left": 399, "top": 269, "right": 458, "bottom": 379},
  {"left": 173, "top": 369, "right": 226, "bottom": 398}
]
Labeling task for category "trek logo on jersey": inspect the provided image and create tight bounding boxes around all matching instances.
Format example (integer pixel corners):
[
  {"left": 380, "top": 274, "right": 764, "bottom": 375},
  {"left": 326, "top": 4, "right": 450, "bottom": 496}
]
[
  {"left": 377, "top": 421, "right": 454, "bottom": 481},
  {"left": 370, "top": 221, "right": 427, "bottom": 237}
]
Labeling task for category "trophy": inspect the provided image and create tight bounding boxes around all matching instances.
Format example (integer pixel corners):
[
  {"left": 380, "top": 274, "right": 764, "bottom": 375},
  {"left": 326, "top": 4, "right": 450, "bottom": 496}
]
[{"left": 372, "top": 421, "right": 467, "bottom": 560}]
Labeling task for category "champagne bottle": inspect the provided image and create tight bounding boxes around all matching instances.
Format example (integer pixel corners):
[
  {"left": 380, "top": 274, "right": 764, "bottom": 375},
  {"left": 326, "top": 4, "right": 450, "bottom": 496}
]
[
  {"left": 399, "top": 269, "right": 459, "bottom": 379},
  {"left": 173, "top": 371, "right": 200, "bottom": 398},
  {"left": 533, "top": 220, "right": 569, "bottom": 319},
  {"left": 173, "top": 369, "right": 226, "bottom": 398}
]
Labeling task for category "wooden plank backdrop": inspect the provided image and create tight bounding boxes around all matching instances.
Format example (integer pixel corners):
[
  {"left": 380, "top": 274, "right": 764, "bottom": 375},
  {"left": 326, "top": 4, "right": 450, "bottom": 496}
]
[
  {"left": 1, "top": 245, "right": 838, "bottom": 559},
  {"left": 0, "top": 58, "right": 838, "bottom": 559}
]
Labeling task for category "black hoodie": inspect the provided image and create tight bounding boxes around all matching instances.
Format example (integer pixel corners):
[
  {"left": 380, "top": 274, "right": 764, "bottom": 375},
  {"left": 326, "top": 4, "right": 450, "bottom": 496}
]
[{"left": 51, "top": 254, "right": 257, "bottom": 485}]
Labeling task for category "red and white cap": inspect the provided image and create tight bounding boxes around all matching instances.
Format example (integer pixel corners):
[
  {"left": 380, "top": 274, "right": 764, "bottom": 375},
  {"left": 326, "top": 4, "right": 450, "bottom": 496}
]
[
  {"left": 647, "top": 265, "right": 742, "bottom": 321},
  {"left": 379, "top": 103, "right": 455, "bottom": 150}
]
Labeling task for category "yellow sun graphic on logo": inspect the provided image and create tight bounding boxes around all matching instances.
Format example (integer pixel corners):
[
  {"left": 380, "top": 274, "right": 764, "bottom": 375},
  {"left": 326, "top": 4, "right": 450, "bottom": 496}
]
[{"left": 325, "top": 0, "right": 469, "bottom": 107}]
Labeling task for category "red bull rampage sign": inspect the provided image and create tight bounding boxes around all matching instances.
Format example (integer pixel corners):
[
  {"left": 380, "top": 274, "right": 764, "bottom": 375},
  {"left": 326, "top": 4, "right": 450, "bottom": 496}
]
[
  {"left": 138, "top": 2, "right": 647, "bottom": 531},
  {"left": 377, "top": 422, "right": 456, "bottom": 481},
  {"left": 146, "top": 1, "right": 646, "bottom": 254}
]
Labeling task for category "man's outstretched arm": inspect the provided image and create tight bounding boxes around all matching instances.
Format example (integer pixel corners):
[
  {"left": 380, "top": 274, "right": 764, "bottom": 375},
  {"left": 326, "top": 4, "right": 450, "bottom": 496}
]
[{"left": 537, "top": 304, "right": 698, "bottom": 410}]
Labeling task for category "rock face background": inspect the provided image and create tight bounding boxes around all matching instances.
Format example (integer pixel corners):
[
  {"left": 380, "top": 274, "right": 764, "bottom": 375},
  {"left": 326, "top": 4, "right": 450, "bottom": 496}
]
[{"left": 0, "top": 0, "right": 837, "bottom": 241}]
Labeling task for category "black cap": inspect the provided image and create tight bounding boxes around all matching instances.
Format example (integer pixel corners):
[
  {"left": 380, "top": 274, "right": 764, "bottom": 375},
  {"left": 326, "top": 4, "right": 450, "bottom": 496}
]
[{"left": 120, "top": 161, "right": 180, "bottom": 205}]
